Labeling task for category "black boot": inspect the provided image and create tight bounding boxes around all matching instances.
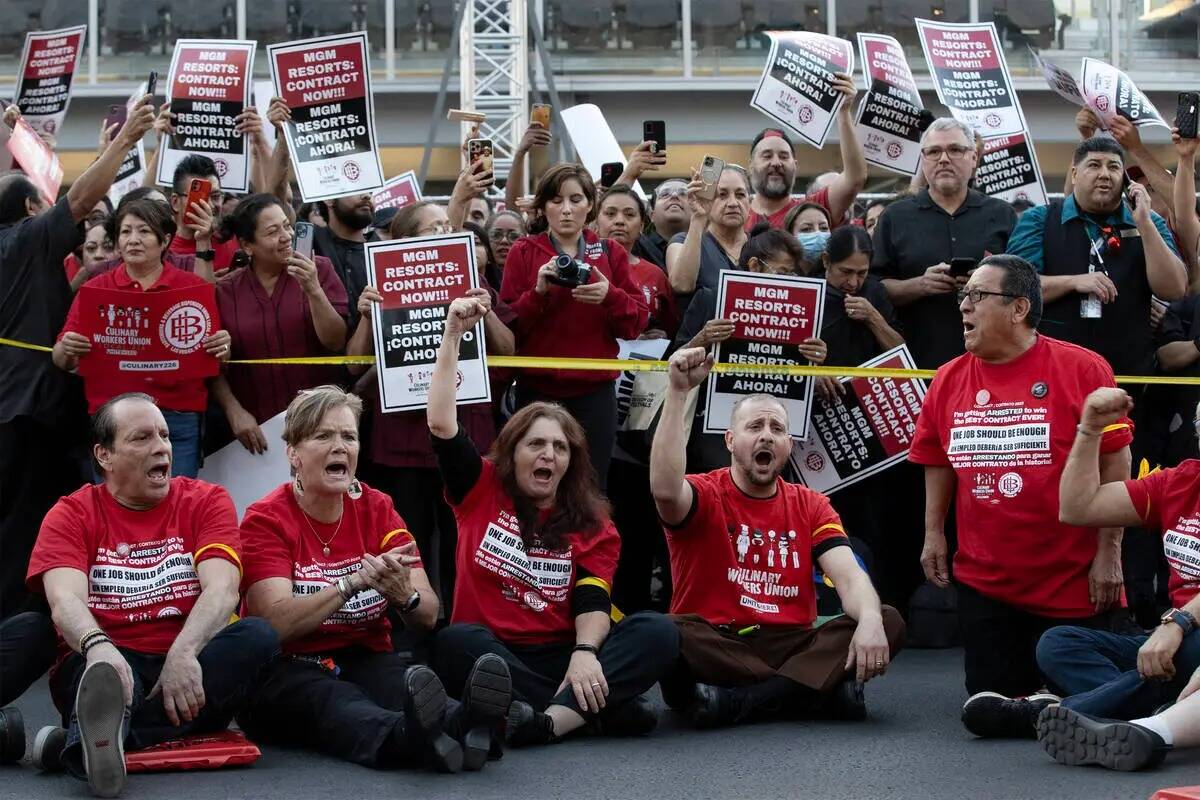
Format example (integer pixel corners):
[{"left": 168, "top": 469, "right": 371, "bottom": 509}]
[
  {"left": 505, "top": 701, "right": 558, "bottom": 747},
  {"left": 447, "top": 654, "right": 512, "bottom": 771},
  {"left": 688, "top": 676, "right": 806, "bottom": 728},
  {"left": 595, "top": 694, "right": 658, "bottom": 737},
  {"left": 0, "top": 706, "right": 24, "bottom": 765},
  {"left": 402, "top": 666, "right": 462, "bottom": 773}
]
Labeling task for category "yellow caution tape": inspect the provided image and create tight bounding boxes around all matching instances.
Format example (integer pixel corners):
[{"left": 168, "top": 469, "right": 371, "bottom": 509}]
[{"left": 4, "top": 337, "right": 1200, "bottom": 385}]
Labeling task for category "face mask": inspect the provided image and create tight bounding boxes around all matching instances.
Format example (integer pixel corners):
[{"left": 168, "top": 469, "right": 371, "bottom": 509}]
[{"left": 796, "top": 230, "right": 830, "bottom": 259}]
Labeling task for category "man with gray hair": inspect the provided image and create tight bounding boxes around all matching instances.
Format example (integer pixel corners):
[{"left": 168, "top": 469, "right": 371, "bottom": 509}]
[
  {"left": 909, "top": 255, "right": 1135, "bottom": 740},
  {"left": 648, "top": 347, "right": 904, "bottom": 729},
  {"left": 870, "top": 117, "right": 1018, "bottom": 371}
]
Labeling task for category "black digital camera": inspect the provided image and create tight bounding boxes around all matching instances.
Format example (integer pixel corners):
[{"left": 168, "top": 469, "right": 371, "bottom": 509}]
[{"left": 548, "top": 253, "right": 592, "bottom": 288}]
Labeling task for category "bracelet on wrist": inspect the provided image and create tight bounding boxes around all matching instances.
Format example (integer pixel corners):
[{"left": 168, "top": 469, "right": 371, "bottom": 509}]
[
  {"left": 1076, "top": 424, "right": 1102, "bottom": 437},
  {"left": 572, "top": 643, "right": 599, "bottom": 656}
]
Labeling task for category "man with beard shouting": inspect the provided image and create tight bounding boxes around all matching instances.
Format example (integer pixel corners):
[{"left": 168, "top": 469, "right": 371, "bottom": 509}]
[
  {"left": 649, "top": 347, "right": 904, "bottom": 728},
  {"left": 745, "top": 73, "right": 867, "bottom": 232}
]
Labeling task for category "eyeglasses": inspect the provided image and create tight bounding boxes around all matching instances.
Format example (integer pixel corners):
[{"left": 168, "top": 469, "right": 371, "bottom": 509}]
[
  {"left": 488, "top": 229, "right": 522, "bottom": 242},
  {"left": 921, "top": 145, "right": 973, "bottom": 161},
  {"left": 957, "top": 288, "right": 1020, "bottom": 305},
  {"left": 655, "top": 186, "right": 688, "bottom": 200}
]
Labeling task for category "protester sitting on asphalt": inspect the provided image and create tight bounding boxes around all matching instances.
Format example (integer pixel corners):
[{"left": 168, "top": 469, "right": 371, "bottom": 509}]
[
  {"left": 1029, "top": 391, "right": 1199, "bottom": 735},
  {"left": 428, "top": 296, "right": 681, "bottom": 747},
  {"left": 210, "top": 194, "right": 349, "bottom": 455},
  {"left": 25, "top": 393, "right": 279, "bottom": 798},
  {"left": 1038, "top": 664, "right": 1200, "bottom": 771},
  {"left": 908, "top": 255, "right": 1135, "bottom": 739},
  {"left": 237, "top": 385, "right": 512, "bottom": 773},
  {"left": 52, "top": 198, "right": 232, "bottom": 478},
  {"left": 649, "top": 346, "right": 904, "bottom": 728}
]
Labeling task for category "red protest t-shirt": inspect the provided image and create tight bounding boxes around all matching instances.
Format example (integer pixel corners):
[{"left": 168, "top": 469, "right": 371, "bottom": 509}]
[
  {"left": 449, "top": 459, "right": 620, "bottom": 646},
  {"left": 60, "top": 263, "right": 215, "bottom": 413},
  {"left": 744, "top": 187, "right": 832, "bottom": 231},
  {"left": 26, "top": 478, "right": 242, "bottom": 657},
  {"left": 169, "top": 234, "right": 240, "bottom": 272},
  {"left": 240, "top": 482, "right": 421, "bottom": 655},
  {"left": 629, "top": 257, "right": 679, "bottom": 337},
  {"left": 1125, "top": 460, "right": 1200, "bottom": 609},
  {"left": 664, "top": 468, "right": 850, "bottom": 628},
  {"left": 909, "top": 335, "right": 1133, "bottom": 618}
]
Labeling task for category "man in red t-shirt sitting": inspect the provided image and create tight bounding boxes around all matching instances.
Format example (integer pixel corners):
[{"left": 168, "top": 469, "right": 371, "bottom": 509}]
[
  {"left": 25, "top": 393, "right": 278, "bottom": 798},
  {"left": 909, "top": 255, "right": 1135, "bottom": 740},
  {"left": 1031, "top": 390, "right": 1200, "bottom": 770},
  {"left": 650, "top": 347, "right": 904, "bottom": 728}
]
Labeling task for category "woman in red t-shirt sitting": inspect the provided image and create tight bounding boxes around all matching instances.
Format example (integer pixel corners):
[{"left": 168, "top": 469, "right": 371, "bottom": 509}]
[
  {"left": 236, "top": 386, "right": 513, "bottom": 773},
  {"left": 499, "top": 164, "right": 650, "bottom": 489},
  {"left": 427, "top": 296, "right": 681, "bottom": 747},
  {"left": 52, "top": 198, "right": 230, "bottom": 478}
]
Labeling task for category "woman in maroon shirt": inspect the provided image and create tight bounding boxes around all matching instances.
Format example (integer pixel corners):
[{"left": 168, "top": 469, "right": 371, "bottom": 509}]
[
  {"left": 347, "top": 201, "right": 515, "bottom": 613},
  {"left": 499, "top": 164, "right": 649, "bottom": 489},
  {"left": 211, "top": 194, "right": 349, "bottom": 454}
]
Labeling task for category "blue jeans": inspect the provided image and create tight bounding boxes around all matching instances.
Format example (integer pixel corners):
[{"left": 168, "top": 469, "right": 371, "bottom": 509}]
[
  {"left": 162, "top": 410, "right": 202, "bottom": 478},
  {"left": 1036, "top": 625, "right": 1200, "bottom": 719},
  {"left": 52, "top": 617, "right": 279, "bottom": 778}
]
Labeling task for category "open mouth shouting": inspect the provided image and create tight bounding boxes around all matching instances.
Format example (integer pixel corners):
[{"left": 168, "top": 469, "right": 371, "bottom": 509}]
[
  {"left": 752, "top": 448, "right": 775, "bottom": 469},
  {"left": 325, "top": 460, "right": 350, "bottom": 481},
  {"left": 146, "top": 461, "right": 170, "bottom": 486}
]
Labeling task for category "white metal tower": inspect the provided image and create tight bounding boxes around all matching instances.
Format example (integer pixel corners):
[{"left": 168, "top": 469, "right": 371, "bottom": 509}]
[{"left": 458, "top": 0, "right": 528, "bottom": 184}]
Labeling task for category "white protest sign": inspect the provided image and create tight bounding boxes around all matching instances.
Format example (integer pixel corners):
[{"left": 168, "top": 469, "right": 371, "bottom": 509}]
[
  {"left": 156, "top": 40, "right": 257, "bottom": 192},
  {"left": 751, "top": 31, "right": 855, "bottom": 148},
  {"left": 855, "top": 33, "right": 924, "bottom": 176},
  {"left": 916, "top": 19, "right": 1027, "bottom": 138},
  {"left": 705, "top": 272, "right": 826, "bottom": 439},
  {"left": 559, "top": 104, "right": 645, "bottom": 198},
  {"left": 366, "top": 232, "right": 489, "bottom": 413},
  {"left": 269, "top": 32, "right": 385, "bottom": 201},
  {"left": 1080, "top": 58, "right": 1167, "bottom": 130},
  {"left": 198, "top": 412, "right": 289, "bottom": 520}
]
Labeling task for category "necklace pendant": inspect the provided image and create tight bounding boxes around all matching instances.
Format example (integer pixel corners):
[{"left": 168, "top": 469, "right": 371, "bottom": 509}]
[{"left": 323, "top": 546, "right": 331, "bottom": 557}]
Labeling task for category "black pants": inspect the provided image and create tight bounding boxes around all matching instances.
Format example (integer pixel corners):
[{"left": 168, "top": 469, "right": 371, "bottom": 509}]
[
  {"left": 51, "top": 618, "right": 278, "bottom": 762},
  {"left": 514, "top": 382, "right": 617, "bottom": 492},
  {"left": 238, "top": 647, "right": 456, "bottom": 768},
  {"left": 956, "top": 582, "right": 1133, "bottom": 697},
  {"left": 433, "top": 612, "right": 680, "bottom": 716},
  {"left": 607, "top": 460, "right": 671, "bottom": 613},
  {"left": 0, "top": 417, "right": 89, "bottom": 617},
  {"left": 0, "top": 609, "right": 57, "bottom": 706},
  {"left": 370, "top": 465, "right": 458, "bottom": 616}
]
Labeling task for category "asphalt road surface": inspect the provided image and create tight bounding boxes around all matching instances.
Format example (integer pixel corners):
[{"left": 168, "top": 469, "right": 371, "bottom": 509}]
[{"left": 2, "top": 648, "right": 1195, "bottom": 800}]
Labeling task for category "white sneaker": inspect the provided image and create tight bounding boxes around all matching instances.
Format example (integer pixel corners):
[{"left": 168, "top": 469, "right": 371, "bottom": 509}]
[{"left": 30, "top": 725, "right": 67, "bottom": 771}]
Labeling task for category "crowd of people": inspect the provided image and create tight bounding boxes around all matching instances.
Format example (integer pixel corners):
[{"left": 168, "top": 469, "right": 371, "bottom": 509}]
[{"left": 0, "top": 74, "right": 1198, "bottom": 797}]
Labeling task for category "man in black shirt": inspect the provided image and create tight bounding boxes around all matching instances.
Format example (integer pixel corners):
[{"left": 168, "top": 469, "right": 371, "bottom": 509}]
[
  {"left": 313, "top": 193, "right": 378, "bottom": 324},
  {"left": 871, "top": 118, "right": 1017, "bottom": 370},
  {"left": 634, "top": 178, "right": 689, "bottom": 270},
  {"left": 0, "top": 97, "right": 155, "bottom": 617}
]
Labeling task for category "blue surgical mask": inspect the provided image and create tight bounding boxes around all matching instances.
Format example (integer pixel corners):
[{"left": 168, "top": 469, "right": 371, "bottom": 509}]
[{"left": 796, "top": 230, "right": 830, "bottom": 259}]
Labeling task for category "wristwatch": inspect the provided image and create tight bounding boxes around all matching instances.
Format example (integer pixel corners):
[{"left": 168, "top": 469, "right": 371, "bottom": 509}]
[
  {"left": 1160, "top": 608, "right": 1197, "bottom": 635},
  {"left": 195, "top": 248, "right": 217, "bottom": 261},
  {"left": 399, "top": 590, "right": 421, "bottom": 613}
]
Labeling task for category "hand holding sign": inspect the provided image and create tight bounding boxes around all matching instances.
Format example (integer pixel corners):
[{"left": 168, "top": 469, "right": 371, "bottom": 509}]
[
  {"left": 153, "top": 102, "right": 175, "bottom": 137},
  {"left": 357, "top": 285, "right": 382, "bottom": 321},
  {"left": 1075, "top": 107, "right": 1101, "bottom": 139},
  {"left": 266, "top": 96, "right": 291, "bottom": 129},
  {"left": 203, "top": 330, "right": 232, "bottom": 362},
  {"left": 571, "top": 267, "right": 610, "bottom": 305},
  {"left": 668, "top": 346, "right": 714, "bottom": 392},
  {"left": 832, "top": 73, "right": 857, "bottom": 117},
  {"left": 57, "top": 331, "right": 91, "bottom": 368},
  {"left": 1108, "top": 115, "right": 1142, "bottom": 151}
]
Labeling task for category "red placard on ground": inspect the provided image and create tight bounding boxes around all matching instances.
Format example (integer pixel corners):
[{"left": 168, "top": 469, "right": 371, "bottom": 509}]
[
  {"left": 156, "top": 40, "right": 256, "bottom": 192},
  {"left": 14, "top": 25, "right": 87, "bottom": 138},
  {"left": 77, "top": 283, "right": 220, "bottom": 383},
  {"left": 6, "top": 117, "right": 63, "bottom": 203},
  {"left": 370, "top": 170, "right": 422, "bottom": 212},
  {"left": 705, "top": 272, "right": 826, "bottom": 439},
  {"left": 365, "top": 232, "right": 488, "bottom": 413},
  {"left": 268, "top": 32, "right": 384, "bottom": 202}
]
